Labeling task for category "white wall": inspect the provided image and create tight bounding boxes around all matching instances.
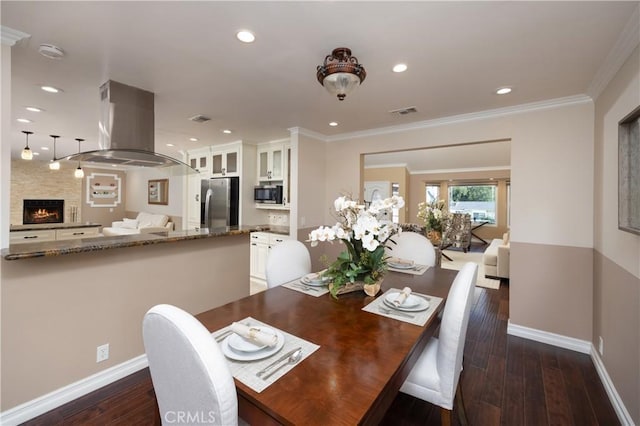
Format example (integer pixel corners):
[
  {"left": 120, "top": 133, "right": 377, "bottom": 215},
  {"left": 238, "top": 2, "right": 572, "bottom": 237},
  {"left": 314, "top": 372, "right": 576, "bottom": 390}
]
[{"left": 124, "top": 168, "right": 184, "bottom": 217}]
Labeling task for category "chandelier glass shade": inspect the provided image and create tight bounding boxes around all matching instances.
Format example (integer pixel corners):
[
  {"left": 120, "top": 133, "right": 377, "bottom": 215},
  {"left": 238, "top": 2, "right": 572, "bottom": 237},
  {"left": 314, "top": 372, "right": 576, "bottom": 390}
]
[
  {"left": 21, "top": 130, "right": 33, "bottom": 160},
  {"left": 49, "top": 134, "right": 60, "bottom": 170},
  {"left": 316, "top": 47, "right": 366, "bottom": 101}
]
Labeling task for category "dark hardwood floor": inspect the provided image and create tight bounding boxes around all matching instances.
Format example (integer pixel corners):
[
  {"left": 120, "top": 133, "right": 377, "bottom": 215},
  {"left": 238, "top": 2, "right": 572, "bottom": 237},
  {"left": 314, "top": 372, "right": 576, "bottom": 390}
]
[{"left": 23, "top": 249, "right": 618, "bottom": 425}]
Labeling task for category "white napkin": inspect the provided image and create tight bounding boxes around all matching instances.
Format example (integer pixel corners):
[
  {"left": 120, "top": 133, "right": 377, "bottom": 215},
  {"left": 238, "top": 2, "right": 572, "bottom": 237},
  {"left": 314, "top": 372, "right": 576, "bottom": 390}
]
[
  {"left": 394, "top": 287, "right": 412, "bottom": 307},
  {"left": 230, "top": 322, "right": 278, "bottom": 347}
]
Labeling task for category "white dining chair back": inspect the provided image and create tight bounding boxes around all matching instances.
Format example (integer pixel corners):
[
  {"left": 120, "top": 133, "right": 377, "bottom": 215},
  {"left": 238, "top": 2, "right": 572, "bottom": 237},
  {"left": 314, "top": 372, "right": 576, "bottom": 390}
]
[
  {"left": 143, "top": 304, "right": 239, "bottom": 426},
  {"left": 265, "top": 240, "right": 312, "bottom": 288},
  {"left": 399, "top": 261, "right": 478, "bottom": 425},
  {"left": 385, "top": 231, "right": 436, "bottom": 266}
]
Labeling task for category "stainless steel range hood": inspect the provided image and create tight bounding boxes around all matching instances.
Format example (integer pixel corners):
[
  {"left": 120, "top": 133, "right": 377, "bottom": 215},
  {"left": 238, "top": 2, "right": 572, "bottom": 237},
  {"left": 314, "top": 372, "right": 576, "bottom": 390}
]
[{"left": 65, "top": 80, "right": 197, "bottom": 174}]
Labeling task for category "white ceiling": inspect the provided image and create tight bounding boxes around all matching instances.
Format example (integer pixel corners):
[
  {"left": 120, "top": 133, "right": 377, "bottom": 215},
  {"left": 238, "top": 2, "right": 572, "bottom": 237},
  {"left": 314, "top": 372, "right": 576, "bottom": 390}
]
[{"left": 2, "top": 1, "right": 637, "bottom": 167}]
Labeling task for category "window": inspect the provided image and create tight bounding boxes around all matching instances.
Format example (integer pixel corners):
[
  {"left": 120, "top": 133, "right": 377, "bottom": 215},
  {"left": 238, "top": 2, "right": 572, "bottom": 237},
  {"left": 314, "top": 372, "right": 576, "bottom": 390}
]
[
  {"left": 425, "top": 184, "right": 440, "bottom": 203},
  {"left": 448, "top": 184, "right": 497, "bottom": 224}
]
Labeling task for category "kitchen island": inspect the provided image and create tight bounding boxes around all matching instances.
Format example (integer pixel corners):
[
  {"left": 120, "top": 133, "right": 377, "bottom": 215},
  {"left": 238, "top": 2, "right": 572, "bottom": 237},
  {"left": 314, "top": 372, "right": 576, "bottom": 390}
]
[
  {"left": 2, "top": 225, "right": 274, "bottom": 260},
  {"left": 1, "top": 224, "right": 279, "bottom": 416}
]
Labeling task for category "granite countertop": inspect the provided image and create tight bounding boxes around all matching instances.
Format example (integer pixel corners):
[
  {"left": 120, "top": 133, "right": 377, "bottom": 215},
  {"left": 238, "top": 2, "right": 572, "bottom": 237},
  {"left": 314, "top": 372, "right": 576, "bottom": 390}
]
[
  {"left": 2, "top": 225, "right": 274, "bottom": 261},
  {"left": 10, "top": 223, "right": 102, "bottom": 231}
]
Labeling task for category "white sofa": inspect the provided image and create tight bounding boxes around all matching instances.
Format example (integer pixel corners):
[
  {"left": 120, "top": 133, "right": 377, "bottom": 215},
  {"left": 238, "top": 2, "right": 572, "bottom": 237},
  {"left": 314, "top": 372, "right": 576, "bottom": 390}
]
[
  {"left": 102, "top": 212, "right": 173, "bottom": 237},
  {"left": 482, "top": 231, "right": 510, "bottom": 279}
]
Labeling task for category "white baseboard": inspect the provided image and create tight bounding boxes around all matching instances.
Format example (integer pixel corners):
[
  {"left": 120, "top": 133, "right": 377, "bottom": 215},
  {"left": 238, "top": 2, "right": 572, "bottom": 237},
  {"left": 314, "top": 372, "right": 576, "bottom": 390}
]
[
  {"left": 507, "top": 320, "right": 591, "bottom": 354},
  {"left": 0, "top": 355, "right": 148, "bottom": 426},
  {"left": 507, "top": 321, "right": 634, "bottom": 425},
  {"left": 590, "top": 344, "right": 635, "bottom": 426}
]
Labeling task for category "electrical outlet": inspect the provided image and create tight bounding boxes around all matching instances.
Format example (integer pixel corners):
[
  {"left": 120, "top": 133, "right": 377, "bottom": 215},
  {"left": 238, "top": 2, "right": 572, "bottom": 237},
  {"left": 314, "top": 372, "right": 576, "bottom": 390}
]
[
  {"left": 97, "top": 343, "right": 110, "bottom": 363},
  {"left": 598, "top": 336, "right": 604, "bottom": 356}
]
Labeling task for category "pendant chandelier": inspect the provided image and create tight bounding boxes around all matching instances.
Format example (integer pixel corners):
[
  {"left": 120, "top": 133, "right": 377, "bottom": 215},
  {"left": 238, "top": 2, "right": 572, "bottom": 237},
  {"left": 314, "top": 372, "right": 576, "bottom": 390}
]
[
  {"left": 21, "top": 130, "right": 33, "bottom": 160},
  {"left": 316, "top": 47, "right": 366, "bottom": 101},
  {"left": 74, "top": 138, "right": 84, "bottom": 178},
  {"left": 49, "top": 135, "right": 60, "bottom": 170}
]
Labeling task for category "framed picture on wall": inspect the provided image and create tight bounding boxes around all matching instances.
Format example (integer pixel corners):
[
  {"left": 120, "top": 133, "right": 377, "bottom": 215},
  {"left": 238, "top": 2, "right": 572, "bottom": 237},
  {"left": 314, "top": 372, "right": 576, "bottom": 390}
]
[
  {"left": 148, "top": 179, "right": 169, "bottom": 205},
  {"left": 618, "top": 105, "right": 640, "bottom": 235}
]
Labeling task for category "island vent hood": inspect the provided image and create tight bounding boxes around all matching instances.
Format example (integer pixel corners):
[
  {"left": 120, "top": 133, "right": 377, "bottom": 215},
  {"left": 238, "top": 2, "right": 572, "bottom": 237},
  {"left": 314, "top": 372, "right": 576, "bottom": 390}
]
[{"left": 65, "top": 80, "right": 197, "bottom": 174}]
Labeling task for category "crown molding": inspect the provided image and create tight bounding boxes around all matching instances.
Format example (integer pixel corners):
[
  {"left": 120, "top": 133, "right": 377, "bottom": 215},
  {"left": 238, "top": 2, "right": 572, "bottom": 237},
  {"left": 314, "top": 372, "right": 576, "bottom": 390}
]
[
  {"left": 587, "top": 5, "right": 640, "bottom": 100},
  {"left": 410, "top": 165, "right": 511, "bottom": 175},
  {"left": 0, "top": 25, "right": 30, "bottom": 46},
  {"left": 288, "top": 126, "right": 327, "bottom": 141},
  {"left": 322, "top": 95, "right": 592, "bottom": 143},
  {"left": 364, "top": 163, "right": 408, "bottom": 169}
]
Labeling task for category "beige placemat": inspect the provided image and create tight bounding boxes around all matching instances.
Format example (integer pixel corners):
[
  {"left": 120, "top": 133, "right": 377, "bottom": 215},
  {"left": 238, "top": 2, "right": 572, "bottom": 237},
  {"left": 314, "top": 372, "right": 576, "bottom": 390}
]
[
  {"left": 212, "top": 317, "right": 320, "bottom": 393},
  {"left": 282, "top": 278, "right": 330, "bottom": 297},
  {"left": 362, "top": 288, "right": 443, "bottom": 326},
  {"left": 387, "top": 264, "right": 430, "bottom": 275}
]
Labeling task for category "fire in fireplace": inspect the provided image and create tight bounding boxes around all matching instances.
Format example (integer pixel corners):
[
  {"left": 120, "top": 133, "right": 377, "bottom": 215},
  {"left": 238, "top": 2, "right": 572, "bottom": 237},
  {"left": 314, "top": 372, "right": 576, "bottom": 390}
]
[{"left": 23, "top": 199, "right": 64, "bottom": 224}]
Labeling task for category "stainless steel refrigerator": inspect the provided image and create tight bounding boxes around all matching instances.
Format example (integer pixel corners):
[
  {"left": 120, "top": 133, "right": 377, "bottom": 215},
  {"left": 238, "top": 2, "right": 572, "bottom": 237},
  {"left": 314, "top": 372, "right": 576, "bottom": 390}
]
[{"left": 200, "top": 177, "right": 239, "bottom": 229}]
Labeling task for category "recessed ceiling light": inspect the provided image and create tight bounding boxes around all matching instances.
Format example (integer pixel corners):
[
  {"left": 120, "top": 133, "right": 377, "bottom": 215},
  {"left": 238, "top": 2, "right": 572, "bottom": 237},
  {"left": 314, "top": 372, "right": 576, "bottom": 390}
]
[
  {"left": 16, "top": 118, "right": 32, "bottom": 123},
  {"left": 222, "top": 129, "right": 232, "bottom": 134},
  {"left": 25, "top": 106, "right": 44, "bottom": 112},
  {"left": 41, "top": 85, "right": 62, "bottom": 93},
  {"left": 41, "top": 146, "right": 49, "bottom": 151},
  {"left": 236, "top": 30, "right": 255, "bottom": 43},
  {"left": 166, "top": 143, "right": 175, "bottom": 147},
  {"left": 392, "top": 63, "right": 408, "bottom": 73},
  {"left": 496, "top": 87, "right": 512, "bottom": 95},
  {"left": 329, "top": 122, "right": 338, "bottom": 127},
  {"left": 189, "top": 137, "right": 198, "bottom": 142}
]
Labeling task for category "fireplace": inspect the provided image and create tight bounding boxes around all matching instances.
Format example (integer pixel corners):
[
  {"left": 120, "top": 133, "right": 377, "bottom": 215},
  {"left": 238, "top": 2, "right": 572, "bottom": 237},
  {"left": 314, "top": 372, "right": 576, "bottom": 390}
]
[{"left": 23, "top": 199, "right": 64, "bottom": 224}]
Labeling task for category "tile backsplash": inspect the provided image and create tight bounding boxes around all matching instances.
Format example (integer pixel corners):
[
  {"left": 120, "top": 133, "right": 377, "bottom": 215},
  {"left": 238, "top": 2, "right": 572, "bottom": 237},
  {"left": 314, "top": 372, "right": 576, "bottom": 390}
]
[{"left": 268, "top": 212, "right": 289, "bottom": 226}]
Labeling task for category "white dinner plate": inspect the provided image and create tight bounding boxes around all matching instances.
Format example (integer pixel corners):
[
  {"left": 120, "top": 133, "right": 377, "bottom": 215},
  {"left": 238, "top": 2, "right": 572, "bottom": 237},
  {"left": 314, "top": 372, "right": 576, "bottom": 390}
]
[
  {"left": 301, "top": 272, "right": 330, "bottom": 287},
  {"left": 222, "top": 329, "right": 285, "bottom": 361},
  {"left": 388, "top": 259, "right": 415, "bottom": 270},
  {"left": 383, "top": 295, "right": 430, "bottom": 312},
  {"left": 227, "top": 326, "right": 277, "bottom": 353},
  {"left": 384, "top": 292, "right": 421, "bottom": 309}
]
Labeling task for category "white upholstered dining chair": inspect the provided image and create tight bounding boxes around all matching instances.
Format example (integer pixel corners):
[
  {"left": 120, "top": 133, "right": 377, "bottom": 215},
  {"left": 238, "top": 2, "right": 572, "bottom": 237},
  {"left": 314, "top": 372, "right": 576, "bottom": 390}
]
[
  {"left": 265, "top": 239, "right": 312, "bottom": 288},
  {"left": 399, "top": 262, "right": 478, "bottom": 426},
  {"left": 385, "top": 231, "right": 437, "bottom": 267},
  {"left": 142, "top": 304, "right": 241, "bottom": 426}
]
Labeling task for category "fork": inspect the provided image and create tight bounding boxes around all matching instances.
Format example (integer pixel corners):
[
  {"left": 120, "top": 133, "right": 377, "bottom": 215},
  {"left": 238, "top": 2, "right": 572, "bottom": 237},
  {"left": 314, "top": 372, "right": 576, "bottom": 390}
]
[{"left": 378, "top": 307, "right": 415, "bottom": 319}]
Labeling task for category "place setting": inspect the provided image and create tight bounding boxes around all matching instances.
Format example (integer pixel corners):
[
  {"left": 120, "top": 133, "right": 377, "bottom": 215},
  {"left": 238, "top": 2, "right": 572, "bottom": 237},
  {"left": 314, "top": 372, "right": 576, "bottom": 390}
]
[
  {"left": 387, "top": 257, "right": 429, "bottom": 275},
  {"left": 212, "top": 317, "right": 320, "bottom": 392},
  {"left": 282, "top": 271, "right": 331, "bottom": 297},
  {"left": 362, "top": 286, "right": 443, "bottom": 326}
]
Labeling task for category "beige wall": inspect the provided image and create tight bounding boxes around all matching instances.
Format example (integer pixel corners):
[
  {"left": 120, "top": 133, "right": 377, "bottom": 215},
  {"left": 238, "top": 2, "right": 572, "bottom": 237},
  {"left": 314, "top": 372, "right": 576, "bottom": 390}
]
[
  {"left": 363, "top": 166, "right": 409, "bottom": 222},
  {"left": 10, "top": 160, "right": 83, "bottom": 225},
  {"left": 296, "top": 132, "right": 328, "bottom": 232},
  {"left": 81, "top": 167, "right": 127, "bottom": 227},
  {"left": 323, "top": 100, "right": 596, "bottom": 344},
  {"left": 1, "top": 235, "right": 251, "bottom": 410},
  {"left": 593, "top": 45, "right": 640, "bottom": 423}
]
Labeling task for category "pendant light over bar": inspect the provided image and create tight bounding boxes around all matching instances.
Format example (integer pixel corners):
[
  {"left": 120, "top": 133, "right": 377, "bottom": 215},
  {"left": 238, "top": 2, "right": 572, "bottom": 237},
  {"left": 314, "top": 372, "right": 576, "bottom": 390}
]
[
  {"left": 21, "top": 130, "right": 33, "bottom": 160},
  {"left": 49, "top": 135, "right": 60, "bottom": 170},
  {"left": 74, "top": 138, "right": 84, "bottom": 178}
]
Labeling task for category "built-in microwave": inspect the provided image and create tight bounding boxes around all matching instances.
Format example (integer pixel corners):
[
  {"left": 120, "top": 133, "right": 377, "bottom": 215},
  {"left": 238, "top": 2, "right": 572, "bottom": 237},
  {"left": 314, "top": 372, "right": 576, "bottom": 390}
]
[{"left": 254, "top": 185, "right": 283, "bottom": 204}]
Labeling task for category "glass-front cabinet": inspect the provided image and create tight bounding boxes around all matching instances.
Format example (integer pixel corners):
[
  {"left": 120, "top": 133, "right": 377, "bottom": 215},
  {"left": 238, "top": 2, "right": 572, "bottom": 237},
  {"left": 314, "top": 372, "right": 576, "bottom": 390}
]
[
  {"left": 257, "top": 144, "right": 284, "bottom": 181},
  {"left": 212, "top": 148, "right": 239, "bottom": 177}
]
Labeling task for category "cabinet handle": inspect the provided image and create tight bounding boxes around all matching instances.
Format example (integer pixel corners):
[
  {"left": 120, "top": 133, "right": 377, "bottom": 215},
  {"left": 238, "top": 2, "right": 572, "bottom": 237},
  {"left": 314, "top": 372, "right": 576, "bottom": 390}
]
[
  {"left": 24, "top": 235, "right": 38, "bottom": 239},
  {"left": 251, "top": 243, "right": 257, "bottom": 246},
  {"left": 196, "top": 194, "right": 199, "bottom": 202},
  {"left": 73, "top": 232, "right": 84, "bottom": 235}
]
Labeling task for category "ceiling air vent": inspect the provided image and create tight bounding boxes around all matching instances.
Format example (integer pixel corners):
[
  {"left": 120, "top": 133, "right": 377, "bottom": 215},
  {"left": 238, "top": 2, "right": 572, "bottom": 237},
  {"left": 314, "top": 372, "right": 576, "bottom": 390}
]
[
  {"left": 189, "top": 114, "right": 212, "bottom": 123},
  {"left": 389, "top": 106, "right": 418, "bottom": 116}
]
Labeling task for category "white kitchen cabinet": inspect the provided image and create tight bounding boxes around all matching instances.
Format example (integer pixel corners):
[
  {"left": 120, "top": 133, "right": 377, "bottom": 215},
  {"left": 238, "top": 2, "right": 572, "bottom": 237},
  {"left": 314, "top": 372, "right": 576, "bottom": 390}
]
[
  {"left": 250, "top": 232, "right": 290, "bottom": 285},
  {"left": 187, "top": 147, "right": 211, "bottom": 175},
  {"left": 212, "top": 148, "right": 239, "bottom": 177},
  {"left": 257, "top": 143, "right": 284, "bottom": 181}
]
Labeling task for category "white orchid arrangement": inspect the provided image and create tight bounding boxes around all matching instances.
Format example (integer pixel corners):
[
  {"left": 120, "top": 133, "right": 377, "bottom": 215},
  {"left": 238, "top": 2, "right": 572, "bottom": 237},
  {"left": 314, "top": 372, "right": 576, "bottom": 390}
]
[{"left": 309, "top": 195, "right": 405, "bottom": 297}]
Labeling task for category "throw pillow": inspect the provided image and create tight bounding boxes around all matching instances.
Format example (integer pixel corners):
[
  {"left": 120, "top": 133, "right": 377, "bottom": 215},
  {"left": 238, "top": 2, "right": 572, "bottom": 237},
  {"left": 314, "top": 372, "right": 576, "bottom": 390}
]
[
  {"left": 502, "top": 231, "right": 510, "bottom": 245},
  {"left": 122, "top": 218, "right": 139, "bottom": 229}
]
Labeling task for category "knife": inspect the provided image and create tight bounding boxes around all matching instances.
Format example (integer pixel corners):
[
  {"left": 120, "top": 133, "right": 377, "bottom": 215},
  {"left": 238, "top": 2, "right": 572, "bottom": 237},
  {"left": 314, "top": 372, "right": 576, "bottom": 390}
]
[{"left": 256, "top": 346, "right": 302, "bottom": 377}]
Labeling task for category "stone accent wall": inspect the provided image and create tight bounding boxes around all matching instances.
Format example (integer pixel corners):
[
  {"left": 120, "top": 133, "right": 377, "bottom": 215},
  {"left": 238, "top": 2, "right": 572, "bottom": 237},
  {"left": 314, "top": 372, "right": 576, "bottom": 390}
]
[{"left": 10, "top": 160, "right": 82, "bottom": 225}]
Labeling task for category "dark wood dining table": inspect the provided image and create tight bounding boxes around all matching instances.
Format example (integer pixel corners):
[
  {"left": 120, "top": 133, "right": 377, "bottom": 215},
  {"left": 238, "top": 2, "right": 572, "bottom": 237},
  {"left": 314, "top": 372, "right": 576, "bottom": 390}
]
[{"left": 196, "top": 266, "right": 458, "bottom": 425}]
